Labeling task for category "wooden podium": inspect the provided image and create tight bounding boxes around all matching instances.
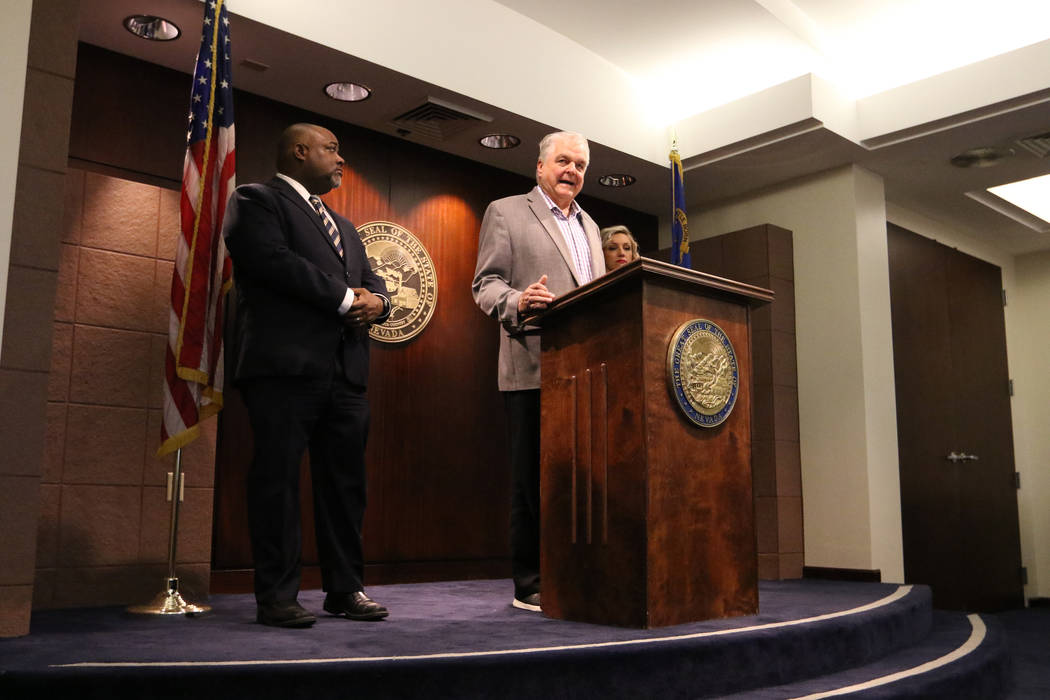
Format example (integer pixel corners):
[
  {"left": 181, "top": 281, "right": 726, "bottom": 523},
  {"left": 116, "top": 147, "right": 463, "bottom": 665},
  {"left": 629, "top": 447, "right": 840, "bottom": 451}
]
[{"left": 535, "top": 258, "right": 773, "bottom": 628}]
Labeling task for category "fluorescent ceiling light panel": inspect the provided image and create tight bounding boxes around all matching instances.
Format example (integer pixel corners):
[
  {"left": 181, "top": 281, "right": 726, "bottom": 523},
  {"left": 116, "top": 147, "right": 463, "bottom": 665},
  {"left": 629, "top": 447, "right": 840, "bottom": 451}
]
[{"left": 987, "top": 173, "right": 1050, "bottom": 226}]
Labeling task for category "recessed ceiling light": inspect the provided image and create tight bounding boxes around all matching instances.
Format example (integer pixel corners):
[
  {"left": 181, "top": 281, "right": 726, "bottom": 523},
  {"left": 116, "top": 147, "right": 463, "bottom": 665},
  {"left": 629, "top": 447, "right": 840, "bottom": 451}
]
[
  {"left": 123, "top": 15, "right": 181, "bottom": 41},
  {"left": 324, "top": 82, "right": 372, "bottom": 102},
  {"left": 479, "top": 134, "right": 521, "bottom": 149},
  {"left": 598, "top": 174, "right": 636, "bottom": 188},
  {"left": 949, "top": 147, "right": 1013, "bottom": 168}
]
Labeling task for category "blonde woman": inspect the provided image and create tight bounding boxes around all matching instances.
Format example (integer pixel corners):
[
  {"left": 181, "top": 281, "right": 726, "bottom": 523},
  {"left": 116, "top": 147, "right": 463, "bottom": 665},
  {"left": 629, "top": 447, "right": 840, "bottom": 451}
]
[{"left": 600, "top": 225, "right": 640, "bottom": 271}]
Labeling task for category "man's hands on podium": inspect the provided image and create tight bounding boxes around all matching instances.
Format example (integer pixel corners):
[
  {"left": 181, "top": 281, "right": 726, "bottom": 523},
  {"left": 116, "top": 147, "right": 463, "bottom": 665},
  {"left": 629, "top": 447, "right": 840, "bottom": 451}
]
[
  {"left": 344, "top": 288, "right": 385, "bottom": 327},
  {"left": 518, "top": 274, "right": 554, "bottom": 314}
]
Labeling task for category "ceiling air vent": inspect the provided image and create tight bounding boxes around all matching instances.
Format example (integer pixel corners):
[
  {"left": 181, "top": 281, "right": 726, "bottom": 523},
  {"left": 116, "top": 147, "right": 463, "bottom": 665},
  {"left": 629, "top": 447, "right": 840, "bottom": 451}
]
[
  {"left": 390, "top": 97, "right": 492, "bottom": 141},
  {"left": 1015, "top": 131, "right": 1050, "bottom": 158}
]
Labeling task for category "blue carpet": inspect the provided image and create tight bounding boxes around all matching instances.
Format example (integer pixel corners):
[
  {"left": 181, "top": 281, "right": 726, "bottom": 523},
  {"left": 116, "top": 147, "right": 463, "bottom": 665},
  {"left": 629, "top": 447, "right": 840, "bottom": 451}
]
[
  {"left": 0, "top": 578, "right": 1010, "bottom": 699},
  {"left": 998, "top": 606, "right": 1050, "bottom": 699}
]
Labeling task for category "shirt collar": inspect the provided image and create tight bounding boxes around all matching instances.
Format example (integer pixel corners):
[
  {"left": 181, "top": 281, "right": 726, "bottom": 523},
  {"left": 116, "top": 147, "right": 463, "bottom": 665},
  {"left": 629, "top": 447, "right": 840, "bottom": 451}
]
[
  {"left": 536, "top": 185, "right": 581, "bottom": 220},
  {"left": 276, "top": 172, "right": 313, "bottom": 203}
]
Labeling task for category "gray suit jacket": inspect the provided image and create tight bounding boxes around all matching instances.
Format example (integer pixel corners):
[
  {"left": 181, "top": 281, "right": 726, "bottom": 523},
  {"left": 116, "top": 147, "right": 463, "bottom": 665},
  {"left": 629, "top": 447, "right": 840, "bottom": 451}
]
[{"left": 472, "top": 186, "right": 603, "bottom": 391}]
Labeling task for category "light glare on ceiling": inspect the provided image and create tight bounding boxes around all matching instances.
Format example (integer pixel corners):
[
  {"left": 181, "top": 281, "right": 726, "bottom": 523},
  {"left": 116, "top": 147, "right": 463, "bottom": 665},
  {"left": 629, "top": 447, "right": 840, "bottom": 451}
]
[
  {"left": 123, "top": 15, "right": 180, "bottom": 41},
  {"left": 479, "top": 134, "right": 521, "bottom": 149},
  {"left": 598, "top": 174, "right": 636, "bottom": 187},
  {"left": 324, "top": 82, "right": 371, "bottom": 102},
  {"left": 987, "top": 173, "right": 1050, "bottom": 226}
]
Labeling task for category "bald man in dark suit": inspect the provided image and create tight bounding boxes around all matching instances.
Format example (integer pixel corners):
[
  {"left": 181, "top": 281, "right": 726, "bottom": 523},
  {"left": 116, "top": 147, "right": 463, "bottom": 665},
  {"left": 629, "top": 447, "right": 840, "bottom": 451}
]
[{"left": 224, "top": 123, "right": 391, "bottom": 627}]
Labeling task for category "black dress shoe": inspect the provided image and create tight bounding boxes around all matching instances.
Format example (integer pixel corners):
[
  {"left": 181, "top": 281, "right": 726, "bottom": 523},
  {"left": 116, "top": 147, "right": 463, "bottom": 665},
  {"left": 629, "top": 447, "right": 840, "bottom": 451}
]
[
  {"left": 323, "top": 591, "right": 389, "bottom": 621},
  {"left": 256, "top": 600, "right": 316, "bottom": 628}
]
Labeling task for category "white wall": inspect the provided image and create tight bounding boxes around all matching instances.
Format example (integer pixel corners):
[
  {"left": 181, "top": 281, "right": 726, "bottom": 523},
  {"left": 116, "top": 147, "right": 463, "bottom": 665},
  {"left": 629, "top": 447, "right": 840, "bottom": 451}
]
[
  {"left": 696, "top": 166, "right": 905, "bottom": 581},
  {"left": 0, "top": 0, "right": 33, "bottom": 358}
]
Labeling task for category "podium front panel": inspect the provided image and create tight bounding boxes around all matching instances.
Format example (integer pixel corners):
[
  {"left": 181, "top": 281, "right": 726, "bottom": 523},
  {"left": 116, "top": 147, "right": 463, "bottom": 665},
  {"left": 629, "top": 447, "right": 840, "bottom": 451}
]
[
  {"left": 642, "top": 278, "right": 758, "bottom": 627},
  {"left": 541, "top": 280, "right": 649, "bottom": 627},
  {"left": 540, "top": 266, "right": 760, "bottom": 628}
]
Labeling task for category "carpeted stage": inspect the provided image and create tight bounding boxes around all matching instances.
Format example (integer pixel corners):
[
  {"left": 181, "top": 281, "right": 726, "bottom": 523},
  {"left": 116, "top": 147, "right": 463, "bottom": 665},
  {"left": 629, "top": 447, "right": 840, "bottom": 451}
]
[{"left": 0, "top": 578, "right": 1021, "bottom": 699}]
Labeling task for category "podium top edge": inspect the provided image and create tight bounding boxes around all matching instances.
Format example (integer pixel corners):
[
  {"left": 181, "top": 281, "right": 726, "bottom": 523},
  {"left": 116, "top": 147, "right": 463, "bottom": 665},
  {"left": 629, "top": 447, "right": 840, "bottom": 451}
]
[{"left": 523, "top": 257, "right": 774, "bottom": 326}]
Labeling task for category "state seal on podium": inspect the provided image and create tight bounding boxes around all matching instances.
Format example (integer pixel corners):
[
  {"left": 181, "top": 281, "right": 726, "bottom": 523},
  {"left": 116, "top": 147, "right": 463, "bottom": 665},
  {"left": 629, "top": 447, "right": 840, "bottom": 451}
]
[
  {"left": 358, "top": 221, "right": 437, "bottom": 344},
  {"left": 666, "top": 319, "right": 739, "bottom": 427}
]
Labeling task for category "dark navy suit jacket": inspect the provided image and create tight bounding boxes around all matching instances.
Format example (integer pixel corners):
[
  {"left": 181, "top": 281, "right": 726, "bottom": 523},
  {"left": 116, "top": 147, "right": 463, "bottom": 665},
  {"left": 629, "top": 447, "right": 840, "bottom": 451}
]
[{"left": 223, "top": 176, "right": 386, "bottom": 388}]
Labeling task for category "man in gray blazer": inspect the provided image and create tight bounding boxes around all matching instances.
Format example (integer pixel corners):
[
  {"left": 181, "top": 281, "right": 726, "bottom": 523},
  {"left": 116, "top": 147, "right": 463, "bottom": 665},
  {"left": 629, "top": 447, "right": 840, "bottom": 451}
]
[{"left": 472, "top": 131, "right": 604, "bottom": 611}]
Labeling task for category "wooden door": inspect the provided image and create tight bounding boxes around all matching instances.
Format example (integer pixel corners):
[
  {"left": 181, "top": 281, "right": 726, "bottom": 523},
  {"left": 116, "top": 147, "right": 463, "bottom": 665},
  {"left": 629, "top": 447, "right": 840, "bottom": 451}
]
[{"left": 888, "top": 224, "right": 1023, "bottom": 611}]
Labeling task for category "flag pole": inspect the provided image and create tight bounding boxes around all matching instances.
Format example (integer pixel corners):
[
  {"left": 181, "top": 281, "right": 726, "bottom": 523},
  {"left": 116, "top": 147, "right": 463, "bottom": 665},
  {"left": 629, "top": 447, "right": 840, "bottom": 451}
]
[
  {"left": 128, "top": 448, "right": 211, "bottom": 615},
  {"left": 669, "top": 128, "right": 692, "bottom": 269},
  {"left": 129, "top": 0, "right": 233, "bottom": 617}
]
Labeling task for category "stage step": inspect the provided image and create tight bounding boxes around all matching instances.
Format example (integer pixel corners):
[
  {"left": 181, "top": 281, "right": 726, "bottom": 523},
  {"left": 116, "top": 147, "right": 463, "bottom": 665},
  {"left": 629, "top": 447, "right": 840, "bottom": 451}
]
[{"left": 720, "top": 610, "right": 1011, "bottom": 699}]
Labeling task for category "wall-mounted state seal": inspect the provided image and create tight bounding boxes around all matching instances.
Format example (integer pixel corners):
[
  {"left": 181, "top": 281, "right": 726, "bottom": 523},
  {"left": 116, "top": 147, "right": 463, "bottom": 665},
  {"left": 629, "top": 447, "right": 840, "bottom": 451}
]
[
  {"left": 358, "top": 221, "right": 438, "bottom": 343},
  {"left": 666, "top": 319, "right": 739, "bottom": 428}
]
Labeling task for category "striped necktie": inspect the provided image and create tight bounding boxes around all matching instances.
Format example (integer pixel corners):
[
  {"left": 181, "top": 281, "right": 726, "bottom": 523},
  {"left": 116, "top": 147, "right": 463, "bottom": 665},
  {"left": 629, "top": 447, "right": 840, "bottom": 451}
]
[{"left": 309, "top": 195, "right": 343, "bottom": 258}]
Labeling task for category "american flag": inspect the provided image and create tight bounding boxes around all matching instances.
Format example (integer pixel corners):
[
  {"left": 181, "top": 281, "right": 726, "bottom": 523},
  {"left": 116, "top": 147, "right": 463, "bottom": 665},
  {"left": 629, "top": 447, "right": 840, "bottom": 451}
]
[{"left": 158, "top": 0, "right": 235, "bottom": 456}]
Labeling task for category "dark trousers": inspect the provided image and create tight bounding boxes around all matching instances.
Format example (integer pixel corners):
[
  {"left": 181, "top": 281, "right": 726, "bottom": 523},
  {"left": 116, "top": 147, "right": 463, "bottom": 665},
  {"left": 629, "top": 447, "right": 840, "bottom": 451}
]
[
  {"left": 240, "top": 370, "right": 369, "bottom": 604},
  {"left": 503, "top": 389, "right": 541, "bottom": 599}
]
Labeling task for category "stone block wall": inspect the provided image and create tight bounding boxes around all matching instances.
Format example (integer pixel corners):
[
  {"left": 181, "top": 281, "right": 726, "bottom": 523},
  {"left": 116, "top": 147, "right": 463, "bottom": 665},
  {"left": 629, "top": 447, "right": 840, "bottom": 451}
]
[
  {"left": 0, "top": 0, "right": 79, "bottom": 638},
  {"left": 34, "top": 169, "right": 217, "bottom": 611}
]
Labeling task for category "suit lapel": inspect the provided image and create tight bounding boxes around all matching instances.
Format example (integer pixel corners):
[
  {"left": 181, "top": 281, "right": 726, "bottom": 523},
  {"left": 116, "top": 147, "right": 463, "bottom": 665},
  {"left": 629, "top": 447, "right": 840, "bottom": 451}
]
[
  {"left": 526, "top": 187, "right": 582, "bottom": 286},
  {"left": 270, "top": 178, "right": 347, "bottom": 264}
]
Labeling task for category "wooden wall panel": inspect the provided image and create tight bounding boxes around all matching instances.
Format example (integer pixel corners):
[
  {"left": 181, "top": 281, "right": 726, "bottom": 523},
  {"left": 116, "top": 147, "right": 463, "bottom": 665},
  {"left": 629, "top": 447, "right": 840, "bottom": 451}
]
[
  {"left": 70, "top": 43, "right": 658, "bottom": 587},
  {"left": 675, "top": 226, "right": 803, "bottom": 581}
]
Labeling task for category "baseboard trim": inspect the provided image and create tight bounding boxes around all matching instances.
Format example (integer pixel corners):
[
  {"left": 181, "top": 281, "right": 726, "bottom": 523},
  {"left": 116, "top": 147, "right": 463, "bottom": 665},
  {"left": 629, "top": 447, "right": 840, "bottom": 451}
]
[
  {"left": 1027, "top": 597, "right": 1050, "bottom": 608},
  {"left": 803, "top": 566, "right": 882, "bottom": 583}
]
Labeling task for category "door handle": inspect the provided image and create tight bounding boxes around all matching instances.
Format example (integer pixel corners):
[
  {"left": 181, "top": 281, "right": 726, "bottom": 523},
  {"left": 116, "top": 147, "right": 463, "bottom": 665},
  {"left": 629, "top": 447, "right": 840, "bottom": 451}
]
[{"left": 946, "top": 451, "right": 979, "bottom": 463}]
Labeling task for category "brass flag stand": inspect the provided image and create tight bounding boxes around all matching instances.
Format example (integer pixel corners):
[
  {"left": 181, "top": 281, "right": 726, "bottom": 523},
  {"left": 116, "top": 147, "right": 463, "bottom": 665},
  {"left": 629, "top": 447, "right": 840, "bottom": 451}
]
[
  {"left": 127, "top": 448, "right": 211, "bottom": 616},
  {"left": 129, "top": 0, "right": 231, "bottom": 618}
]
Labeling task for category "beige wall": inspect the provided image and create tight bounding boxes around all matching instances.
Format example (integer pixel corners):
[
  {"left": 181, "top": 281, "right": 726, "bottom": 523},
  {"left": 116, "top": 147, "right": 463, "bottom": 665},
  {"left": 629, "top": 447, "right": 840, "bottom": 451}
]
[
  {"left": 696, "top": 165, "right": 905, "bottom": 582},
  {"left": 695, "top": 176, "right": 1049, "bottom": 597},
  {"left": 688, "top": 165, "right": 1047, "bottom": 600},
  {"left": 0, "top": 0, "right": 32, "bottom": 346},
  {"left": 1011, "top": 251, "right": 1050, "bottom": 600},
  {"left": 0, "top": 0, "right": 77, "bottom": 638}
]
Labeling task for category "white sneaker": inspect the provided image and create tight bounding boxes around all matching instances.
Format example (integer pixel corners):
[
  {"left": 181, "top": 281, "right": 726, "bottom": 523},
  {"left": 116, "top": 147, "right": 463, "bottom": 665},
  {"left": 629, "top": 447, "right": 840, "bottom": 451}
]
[{"left": 512, "top": 593, "right": 541, "bottom": 611}]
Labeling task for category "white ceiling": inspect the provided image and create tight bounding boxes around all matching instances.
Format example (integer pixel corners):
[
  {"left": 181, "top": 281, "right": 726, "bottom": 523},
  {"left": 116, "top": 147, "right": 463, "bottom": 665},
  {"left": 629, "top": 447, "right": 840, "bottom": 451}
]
[
  {"left": 79, "top": 0, "right": 1050, "bottom": 254},
  {"left": 495, "top": 0, "right": 1050, "bottom": 99}
]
